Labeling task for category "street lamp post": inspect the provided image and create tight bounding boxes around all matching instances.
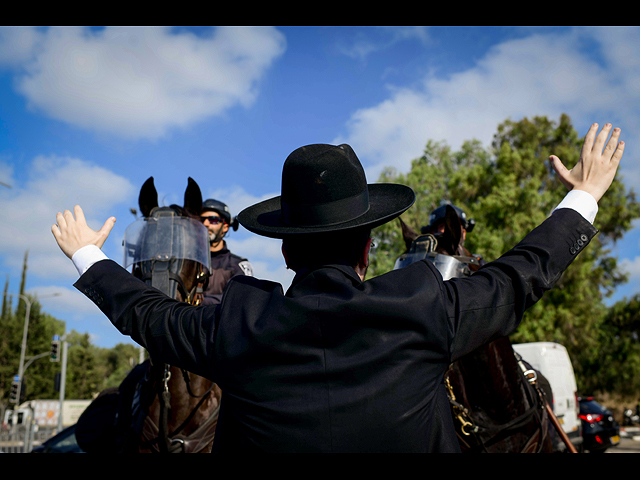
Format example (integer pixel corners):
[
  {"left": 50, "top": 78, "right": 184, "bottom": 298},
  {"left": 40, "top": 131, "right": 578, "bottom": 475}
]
[
  {"left": 15, "top": 294, "right": 32, "bottom": 405},
  {"left": 15, "top": 293, "right": 61, "bottom": 405},
  {"left": 57, "top": 335, "right": 69, "bottom": 432}
]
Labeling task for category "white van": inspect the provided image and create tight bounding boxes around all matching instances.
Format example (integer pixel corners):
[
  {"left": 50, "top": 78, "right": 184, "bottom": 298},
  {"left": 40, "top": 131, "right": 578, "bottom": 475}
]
[{"left": 512, "top": 342, "right": 582, "bottom": 451}]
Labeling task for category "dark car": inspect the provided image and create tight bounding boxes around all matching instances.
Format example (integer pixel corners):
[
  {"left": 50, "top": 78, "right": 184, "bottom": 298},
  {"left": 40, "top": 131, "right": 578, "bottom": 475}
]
[
  {"left": 31, "top": 424, "right": 84, "bottom": 453},
  {"left": 578, "top": 397, "right": 620, "bottom": 453}
]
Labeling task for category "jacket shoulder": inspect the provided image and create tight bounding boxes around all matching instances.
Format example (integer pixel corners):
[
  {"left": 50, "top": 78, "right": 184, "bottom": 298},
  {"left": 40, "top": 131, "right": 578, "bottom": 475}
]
[{"left": 229, "top": 253, "right": 253, "bottom": 276}]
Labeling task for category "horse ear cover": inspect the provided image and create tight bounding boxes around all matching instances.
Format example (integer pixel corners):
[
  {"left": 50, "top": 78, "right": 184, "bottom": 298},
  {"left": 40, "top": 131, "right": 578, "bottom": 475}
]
[
  {"left": 138, "top": 177, "right": 159, "bottom": 218},
  {"left": 184, "top": 177, "right": 203, "bottom": 217}
]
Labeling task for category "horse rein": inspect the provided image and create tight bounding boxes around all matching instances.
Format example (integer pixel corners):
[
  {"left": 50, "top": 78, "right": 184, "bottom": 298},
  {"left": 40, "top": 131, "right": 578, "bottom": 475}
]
[
  {"left": 138, "top": 260, "right": 208, "bottom": 306},
  {"left": 156, "top": 272, "right": 218, "bottom": 453},
  {"left": 154, "top": 364, "right": 218, "bottom": 453},
  {"left": 137, "top": 260, "right": 217, "bottom": 453},
  {"left": 515, "top": 352, "right": 578, "bottom": 453},
  {"left": 445, "top": 359, "right": 550, "bottom": 453}
]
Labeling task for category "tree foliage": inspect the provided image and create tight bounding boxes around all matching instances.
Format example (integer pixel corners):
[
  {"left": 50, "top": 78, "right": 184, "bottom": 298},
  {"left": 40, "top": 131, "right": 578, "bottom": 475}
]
[
  {"left": 0, "top": 252, "right": 142, "bottom": 412},
  {"left": 369, "top": 114, "right": 640, "bottom": 394},
  {"left": 585, "top": 295, "right": 640, "bottom": 396}
]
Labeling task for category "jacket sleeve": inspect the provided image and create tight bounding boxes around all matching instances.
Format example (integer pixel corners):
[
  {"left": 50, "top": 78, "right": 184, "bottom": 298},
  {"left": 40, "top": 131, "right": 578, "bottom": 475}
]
[
  {"left": 442, "top": 208, "right": 598, "bottom": 361},
  {"left": 74, "top": 260, "right": 219, "bottom": 380}
]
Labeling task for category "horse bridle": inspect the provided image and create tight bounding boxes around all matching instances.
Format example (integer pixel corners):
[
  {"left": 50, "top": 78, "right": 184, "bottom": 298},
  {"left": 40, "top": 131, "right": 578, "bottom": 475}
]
[
  {"left": 154, "top": 363, "right": 218, "bottom": 453},
  {"left": 422, "top": 234, "right": 550, "bottom": 453},
  {"left": 131, "top": 206, "right": 210, "bottom": 306},
  {"left": 138, "top": 258, "right": 208, "bottom": 306},
  {"left": 132, "top": 218, "right": 216, "bottom": 453},
  {"left": 445, "top": 355, "right": 550, "bottom": 453},
  {"left": 152, "top": 275, "right": 216, "bottom": 453}
]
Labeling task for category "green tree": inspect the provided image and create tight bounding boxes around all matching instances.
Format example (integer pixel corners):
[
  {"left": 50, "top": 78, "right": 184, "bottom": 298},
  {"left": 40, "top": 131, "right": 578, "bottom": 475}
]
[
  {"left": 369, "top": 114, "right": 640, "bottom": 393},
  {"left": 99, "top": 342, "right": 143, "bottom": 390},
  {"left": 0, "top": 276, "right": 20, "bottom": 404},
  {"left": 18, "top": 298, "right": 65, "bottom": 400},
  {"left": 0, "top": 252, "right": 140, "bottom": 406},
  {"left": 64, "top": 331, "right": 103, "bottom": 399},
  {"left": 16, "top": 251, "right": 28, "bottom": 322},
  {"left": 61, "top": 332, "right": 141, "bottom": 399},
  {"left": 0, "top": 295, "right": 65, "bottom": 404},
  {"left": 1, "top": 275, "right": 10, "bottom": 319},
  {"left": 586, "top": 295, "right": 640, "bottom": 396}
]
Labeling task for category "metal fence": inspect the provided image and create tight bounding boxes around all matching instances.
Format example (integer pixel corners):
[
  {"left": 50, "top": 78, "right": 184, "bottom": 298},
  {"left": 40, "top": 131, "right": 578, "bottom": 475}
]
[{"left": 1, "top": 425, "right": 58, "bottom": 453}]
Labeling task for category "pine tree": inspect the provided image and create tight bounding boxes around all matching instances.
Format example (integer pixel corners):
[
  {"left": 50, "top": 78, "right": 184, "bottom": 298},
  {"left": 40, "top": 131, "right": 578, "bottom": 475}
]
[
  {"left": 1, "top": 275, "right": 9, "bottom": 320},
  {"left": 16, "top": 251, "right": 28, "bottom": 322}
]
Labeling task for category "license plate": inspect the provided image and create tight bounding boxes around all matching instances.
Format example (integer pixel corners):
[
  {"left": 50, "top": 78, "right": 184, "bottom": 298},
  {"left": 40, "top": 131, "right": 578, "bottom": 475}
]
[{"left": 611, "top": 435, "right": 620, "bottom": 444}]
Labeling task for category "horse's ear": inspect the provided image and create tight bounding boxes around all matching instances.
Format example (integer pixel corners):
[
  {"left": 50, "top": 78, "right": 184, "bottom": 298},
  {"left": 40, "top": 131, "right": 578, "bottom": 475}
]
[
  {"left": 444, "top": 205, "right": 462, "bottom": 250},
  {"left": 398, "top": 217, "right": 419, "bottom": 253},
  {"left": 184, "top": 177, "right": 203, "bottom": 216},
  {"left": 138, "top": 177, "right": 158, "bottom": 218}
]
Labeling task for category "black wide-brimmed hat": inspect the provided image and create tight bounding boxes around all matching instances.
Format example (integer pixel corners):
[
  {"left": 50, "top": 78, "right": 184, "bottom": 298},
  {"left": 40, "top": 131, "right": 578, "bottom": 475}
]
[{"left": 238, "top": 144, "right": 415, "bottom": 238}]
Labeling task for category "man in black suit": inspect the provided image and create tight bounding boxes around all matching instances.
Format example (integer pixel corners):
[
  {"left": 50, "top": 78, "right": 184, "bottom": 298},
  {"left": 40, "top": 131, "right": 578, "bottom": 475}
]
[{"left": 52, "top": 123, "right": 624, "bottom": 452}]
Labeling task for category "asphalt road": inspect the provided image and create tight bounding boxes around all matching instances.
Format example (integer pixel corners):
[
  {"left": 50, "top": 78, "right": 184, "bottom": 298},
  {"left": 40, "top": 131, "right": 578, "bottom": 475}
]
[{"left": 605, "top": 427, "right": 640, "bottom": 453}]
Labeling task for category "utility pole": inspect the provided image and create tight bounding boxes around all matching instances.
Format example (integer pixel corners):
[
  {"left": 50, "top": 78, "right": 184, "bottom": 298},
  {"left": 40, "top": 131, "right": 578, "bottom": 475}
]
[
  {"left": 14, "top": 293, "right": 61, "bottom": 405},
  {"left": 57, "top": 335, "right": 69, "bottom": 432},
  {"left": 15, "top": 294, "right": 32, "bottom": 405}
]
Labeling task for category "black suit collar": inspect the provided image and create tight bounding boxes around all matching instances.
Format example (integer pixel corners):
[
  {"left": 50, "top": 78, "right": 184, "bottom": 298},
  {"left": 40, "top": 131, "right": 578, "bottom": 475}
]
[{"left": 289, "top": 263, "right": 362, "bottom": 291}]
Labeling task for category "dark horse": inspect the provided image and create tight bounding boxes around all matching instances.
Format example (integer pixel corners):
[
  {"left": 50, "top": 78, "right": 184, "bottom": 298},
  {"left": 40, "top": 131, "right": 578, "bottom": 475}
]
[
  {"left": 395, "top": 206, "right": 555, "bottom": 453},
  {"left": 76, "top": 177, "right": 221, "bottom": 453}
]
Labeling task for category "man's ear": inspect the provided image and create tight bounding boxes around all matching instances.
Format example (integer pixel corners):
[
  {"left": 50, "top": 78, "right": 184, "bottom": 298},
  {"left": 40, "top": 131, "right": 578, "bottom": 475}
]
[
  {"left": 282, "top": 243, "right": 292, "bottom": 270},
  {"left": 360, "top": 237, "right": 373, "bottom": 268},
  {"left": 353, "top": 237, "right": 373, "bottom": 281}
]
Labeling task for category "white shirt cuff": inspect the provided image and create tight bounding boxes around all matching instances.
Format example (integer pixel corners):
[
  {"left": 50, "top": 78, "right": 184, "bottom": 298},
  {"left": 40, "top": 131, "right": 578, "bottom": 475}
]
[
  {"left": 71, "top": 245, "right": 109, "bottom": 276},
  {"left": 553, "top": 190, "right": 598, "bottom": 224}
]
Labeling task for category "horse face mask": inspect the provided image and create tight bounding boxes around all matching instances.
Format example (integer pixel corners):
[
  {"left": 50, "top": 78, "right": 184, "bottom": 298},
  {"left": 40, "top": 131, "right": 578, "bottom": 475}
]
[
  {"left": 123, "top": 177, "right": 211, "bottom": 304},
  {"left": 124, "top": 207, "right": 211, "bottom": 301}
]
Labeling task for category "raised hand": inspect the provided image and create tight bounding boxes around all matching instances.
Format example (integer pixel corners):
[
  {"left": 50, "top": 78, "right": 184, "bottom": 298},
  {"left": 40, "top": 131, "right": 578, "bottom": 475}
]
[
  {"left": 51, "top": 205, "right": 116, "bottom": 259},
  {"left": 550, "top": 123, "right": 624, "bottom": 202}
]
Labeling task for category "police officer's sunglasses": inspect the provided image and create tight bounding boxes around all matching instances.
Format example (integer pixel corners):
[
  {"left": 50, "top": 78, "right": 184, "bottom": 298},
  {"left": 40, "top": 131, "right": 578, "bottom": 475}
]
[{"left": 201, "top": 216, "right": 225, "bottom": 225}]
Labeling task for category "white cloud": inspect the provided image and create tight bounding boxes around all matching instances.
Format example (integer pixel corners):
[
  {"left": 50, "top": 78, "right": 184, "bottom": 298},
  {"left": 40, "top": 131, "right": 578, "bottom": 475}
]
[
  {"left": 332, "top": 27, "right": 640, "bottom": 305},
  {"left": 621, "top": 256, "right": 640, "bottom": 283},
  {"left": 336, "top": 27, "right": 432, "bottom": 62},
  {"left": 0, "top": 26, "right": 286, "bottom": 140},
  {"left": 623, "top": 257, "right": 640, "bottom": 277},
  {"left": 0, "top": 161, "right": 13, "bottom": 188},
  {"left": 0, "top": 155, "right": 135, "bottom": 280},
  {"left": 0, "top": 27, "right": 45, "bottom": 66},
  {"left": 202, "top": 184, "right": 295, "bottom": 289},
  {"left": 202, "top": 184, "right": 279, "bottom": 221},
  {"left": 27, "top": 285, "right": 103, "bottom": 317},
  {"left": 335, "top": 28, "right": 640, "bottom": 188}
]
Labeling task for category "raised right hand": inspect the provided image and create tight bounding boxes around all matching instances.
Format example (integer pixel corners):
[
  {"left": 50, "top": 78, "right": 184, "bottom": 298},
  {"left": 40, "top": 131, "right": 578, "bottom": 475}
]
[
  {"left": 550, "top": 123, "right": 624, "bottom": 202},
  {"left": 51, "top": 205, "right": 116, "bottom": 259}
]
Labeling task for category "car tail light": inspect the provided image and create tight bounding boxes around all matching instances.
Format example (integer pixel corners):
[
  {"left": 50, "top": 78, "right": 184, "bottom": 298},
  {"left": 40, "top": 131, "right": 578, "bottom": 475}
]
[{"left": 579, "top": 413, "right": 603, "bottom": 423}]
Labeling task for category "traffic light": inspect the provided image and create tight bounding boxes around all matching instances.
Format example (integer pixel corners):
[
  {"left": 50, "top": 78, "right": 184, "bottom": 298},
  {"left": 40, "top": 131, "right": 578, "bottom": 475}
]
[
  {"left": 50, "top": 339, "right": 60, "bottom": 362},
  {"left": 54, "top": 372, "right": 61, "bottom": 392},
  {"left": 10, "top": 376, "right": 20, "bottom": 404}
]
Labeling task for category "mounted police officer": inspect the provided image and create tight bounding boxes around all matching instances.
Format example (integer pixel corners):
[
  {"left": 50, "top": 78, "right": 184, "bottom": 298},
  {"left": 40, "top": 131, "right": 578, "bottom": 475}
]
[
  {"left": 53, "top": 123, "right": 624, "bottom": 452},
  {"left": 424, "top": 203, "right": 474, "bottom": 239},
  {"left": 423, "top": 203, "right": 485, "bottom": 265},
  {"left": 200, "top": 198, "right": 253, "bottom": 305}
]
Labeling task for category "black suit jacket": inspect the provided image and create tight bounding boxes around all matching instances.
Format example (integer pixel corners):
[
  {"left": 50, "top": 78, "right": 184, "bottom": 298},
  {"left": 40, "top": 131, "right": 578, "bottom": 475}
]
[{"left": 75, "top": 208, "right": 597, "bottom": 452}]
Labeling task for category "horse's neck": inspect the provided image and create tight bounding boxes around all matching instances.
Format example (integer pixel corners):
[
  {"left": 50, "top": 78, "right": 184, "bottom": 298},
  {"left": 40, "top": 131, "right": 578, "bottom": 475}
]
[
  {"left": 436, "top": 242, "right": 467, "bottom": 257},
  {"left": 455, "top": 337, "right": 529, "bottom": 410}
]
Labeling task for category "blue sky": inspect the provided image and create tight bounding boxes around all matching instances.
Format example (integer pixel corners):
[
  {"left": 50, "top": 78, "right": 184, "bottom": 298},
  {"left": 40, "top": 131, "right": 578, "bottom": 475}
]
[{"left": 1, "top": 26, "right": 639, "bottom": 349}]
